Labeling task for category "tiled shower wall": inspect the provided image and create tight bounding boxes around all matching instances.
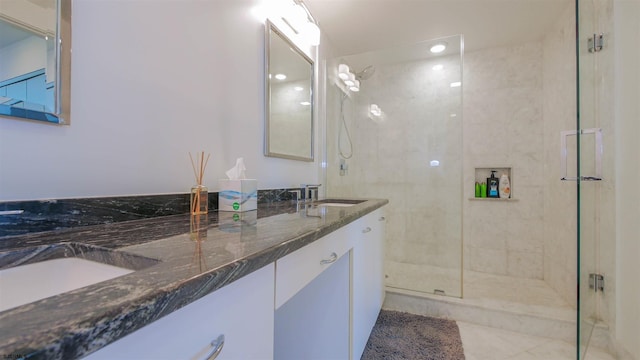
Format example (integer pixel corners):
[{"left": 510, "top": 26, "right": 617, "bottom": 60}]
[
  {"left": 542, "top": 2, "right": 578, "bottom": 307},
  {"left": 462, "top": 41, "right": 546, "bottom": 279},
  {"left": 326, "top": 47, "right": 464, "bottom": 295},
  {"left": 327, "top": 3, "right": 578, "bottom": 291}
]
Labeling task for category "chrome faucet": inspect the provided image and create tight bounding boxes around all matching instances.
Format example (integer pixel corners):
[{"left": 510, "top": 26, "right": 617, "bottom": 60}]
[{"left": 301, "top": 184, "right": 321, "bottom": 202}]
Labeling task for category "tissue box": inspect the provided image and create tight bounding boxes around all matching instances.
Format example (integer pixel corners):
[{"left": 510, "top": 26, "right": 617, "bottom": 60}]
[{"left": 218, "top": 179, "right": 257, "bottom": 212}]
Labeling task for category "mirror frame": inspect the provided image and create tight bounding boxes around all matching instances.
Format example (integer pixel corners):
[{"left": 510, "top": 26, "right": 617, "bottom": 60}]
[
  {"left": 264, "top": 20, "right": 315, "bottom": 162},
  {"left": 0, "top": 0, "right": 71, "bottom": 125}
]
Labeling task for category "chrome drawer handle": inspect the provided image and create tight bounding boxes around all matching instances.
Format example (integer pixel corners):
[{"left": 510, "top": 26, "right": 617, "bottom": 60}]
[
  {"left": 203, "top": 334, "right": 224, "bottom": 360},
  {"left": 378, "top": 216, "right": 385, "bottom": 221},
  {"left": 362, "top": 227, "right": 372, "bottom": 234},
  {"left": 0, "top": 210, "right": 24, "bottom": 215},
  {"left": 320, "top": 252, "right": 338, "bottom": 265}
]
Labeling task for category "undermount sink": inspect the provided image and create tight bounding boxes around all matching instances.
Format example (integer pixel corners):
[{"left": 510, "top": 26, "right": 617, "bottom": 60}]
[
  {"left": 317, "top": 203, "right": 356, "bottom": 207},
  {"left": 314, "top": 199, "right": 365, "bottom": 207},
  {"left": 0, "top": 243, "right": 159, "bottom": 312}
]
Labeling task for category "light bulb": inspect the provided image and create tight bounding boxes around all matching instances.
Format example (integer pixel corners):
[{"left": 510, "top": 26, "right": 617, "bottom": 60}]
[
  {"left": 344, "top": 72, "right": 355, "bottom": 87},
  {"left": 303, "top": 22, "right": 320, "bottom": 46},
  {"left": 350, "top": 80, "right": 360, "bottom": 92},
  {"left": 338, "top": 64, "right": 350, "bottom": 80}
]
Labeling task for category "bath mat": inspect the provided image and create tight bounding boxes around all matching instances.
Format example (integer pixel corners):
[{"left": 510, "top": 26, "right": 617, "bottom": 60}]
[{"left": 361, "top": 310, "right": 466, "bottom": 360}]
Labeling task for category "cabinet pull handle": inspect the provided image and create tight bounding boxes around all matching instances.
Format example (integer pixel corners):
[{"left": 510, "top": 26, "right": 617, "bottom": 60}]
[
  {"left": 320, "top": 252, "right": 338, "bottom": 265},
  {"left": 203, "top": 334, "right": 225, "bottom": 360},
  {"left": 362, "top": 227, "right": 372, "bottom": 233},
  {"left": 378, "top": 216, "right": 385, "bottom": 221}
]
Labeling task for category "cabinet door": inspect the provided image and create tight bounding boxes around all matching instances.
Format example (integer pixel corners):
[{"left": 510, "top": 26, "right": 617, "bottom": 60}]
[
  {"left": 85, "top": 264, "right": 275, "bottom": 360},
  {"left": 352, "top": 207, "right": 386, "bottom": 360},
  {"left": 275, "top": 252, "right": 350, "bottom": 360}
]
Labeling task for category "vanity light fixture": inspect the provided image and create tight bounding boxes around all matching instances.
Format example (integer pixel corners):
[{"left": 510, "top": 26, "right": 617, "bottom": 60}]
[
  {"left": 349, "top": 80, "right": 360, "bottom": 92},
  {"left": 282, "top": 0, "right": 321, "bottom": 46},
  {"left": 337, "top": 63, "right": 363, "bottom": 93},
  {"left": 430, "top": 42, "right": 447, "bottom": 53},
  {"left": 338, "top": 64, "right": 350, "bottom": 80},
  {"left": 344, "top": 72, "right": 356, "bottom": 87},
  {"left": 252, "top": 0, "right": 320, "bottom": 46}
]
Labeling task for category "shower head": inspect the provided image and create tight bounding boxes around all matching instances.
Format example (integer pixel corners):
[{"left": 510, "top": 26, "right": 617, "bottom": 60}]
[{"left": 356, "top": 65, "right": 375, "bottom": 80}]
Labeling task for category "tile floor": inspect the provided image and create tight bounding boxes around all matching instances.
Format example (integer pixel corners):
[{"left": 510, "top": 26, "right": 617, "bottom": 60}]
[
  {"left": 385, "top": 262, "right": 618, "bottom": 359},
  {"left": 458, "top": 321, "right": 616, "bottom": 360}
]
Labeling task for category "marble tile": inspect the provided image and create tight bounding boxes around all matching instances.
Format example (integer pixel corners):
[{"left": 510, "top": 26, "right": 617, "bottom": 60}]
[
  {"left": 458, "top": 321, "right": 616, "bottom": 360},
  {"left": 458, "top": 321, "right": 549, "bottom": 360}
]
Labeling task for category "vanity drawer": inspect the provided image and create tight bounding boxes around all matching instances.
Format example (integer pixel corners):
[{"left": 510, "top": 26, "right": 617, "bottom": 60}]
[{"left": 275, "top": 224, "right": 353, "bottom": 309}]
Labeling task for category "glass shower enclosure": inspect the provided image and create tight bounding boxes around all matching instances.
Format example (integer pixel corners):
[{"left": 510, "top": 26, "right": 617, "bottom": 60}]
[{"left": 326, "top": 35, "right": 464, "bottom": 298}]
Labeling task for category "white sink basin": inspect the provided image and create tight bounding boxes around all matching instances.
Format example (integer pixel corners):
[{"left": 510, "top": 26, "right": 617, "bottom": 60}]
[
  {"left": 317, "top": 203, "right": 356, "bottom": 207},
  {"left": 0, "top": 257, "right": 133, "bottom": 312}
]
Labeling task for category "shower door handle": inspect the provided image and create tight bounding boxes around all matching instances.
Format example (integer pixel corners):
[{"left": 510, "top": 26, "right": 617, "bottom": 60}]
[{"left": 560, "top": 128, "right": 603, "bottom": 181}]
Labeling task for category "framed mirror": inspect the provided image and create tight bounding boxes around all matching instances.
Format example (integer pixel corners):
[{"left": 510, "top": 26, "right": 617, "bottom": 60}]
[
  {"left": 264, "top": 20, "right": 314, "bottom": 161},
  {"left": 0, "top": 0, "right": 71, "bottom": 124}
]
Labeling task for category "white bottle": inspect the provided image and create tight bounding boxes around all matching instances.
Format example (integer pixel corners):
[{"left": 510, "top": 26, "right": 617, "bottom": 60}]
[{"left": 499, "top": 173, "right": 511, "bottom": 199}]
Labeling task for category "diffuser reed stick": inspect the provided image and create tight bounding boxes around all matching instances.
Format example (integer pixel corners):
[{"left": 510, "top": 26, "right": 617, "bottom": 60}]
[{"left": 189, "top": 151, "right": 210, "bottom": 215}]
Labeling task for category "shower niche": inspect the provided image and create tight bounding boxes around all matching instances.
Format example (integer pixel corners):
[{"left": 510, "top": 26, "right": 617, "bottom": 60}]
[{"left": 470, "top": 167, "right": 516, "bottom": 200}]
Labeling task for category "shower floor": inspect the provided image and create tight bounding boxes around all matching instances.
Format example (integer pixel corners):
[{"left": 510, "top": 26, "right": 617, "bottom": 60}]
[{"left": 384, "top": 261, "right": 575, "bottom": 341}]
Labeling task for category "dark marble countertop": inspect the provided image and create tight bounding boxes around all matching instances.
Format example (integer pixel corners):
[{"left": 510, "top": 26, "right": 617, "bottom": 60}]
[{"left": 0, "top": 198, "right": 387, "bottom": 360}]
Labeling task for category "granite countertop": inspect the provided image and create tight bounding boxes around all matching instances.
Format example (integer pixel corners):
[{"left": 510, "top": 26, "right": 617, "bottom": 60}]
[{"left": 0, "top": 198, "right": 387, "bottom": 360}]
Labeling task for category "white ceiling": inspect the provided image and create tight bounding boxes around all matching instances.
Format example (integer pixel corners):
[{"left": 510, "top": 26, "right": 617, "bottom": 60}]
[{"left": 304, "top": 0, "right": 573, "bottom": 56}]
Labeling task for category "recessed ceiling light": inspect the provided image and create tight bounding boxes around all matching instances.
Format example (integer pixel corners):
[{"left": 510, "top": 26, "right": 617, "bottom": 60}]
[
  {"left": 275, "top": 74, "right": 287, "bottom": 80},
  {"left": 430, "top": 43, "right": 447, "bottom": 53},
  {"left": 430, "top": 160, "right": 440, "bottom": 167},
  {"left": 432, "top": 64, "right": 444, "bottom": 71},
  {"left": 450, "top": 81, "right": 461, "bottom": 87},
  {"left": 294, "top": 86, "right": 304, "bottom": 91},
  {"left": 300, "top": 101, "right": 311, "bottom": 106},
  {"left": 450, "top": 113, "right": 457, "bottom": 117}
]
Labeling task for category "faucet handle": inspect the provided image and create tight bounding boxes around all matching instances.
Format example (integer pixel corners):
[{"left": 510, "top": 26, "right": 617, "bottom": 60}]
[
  {"left": 288, "top": 189, "right": 302, "bottom": 202},
  {"left": 301, "top": 184, "right": 321, "bottom": 201}
]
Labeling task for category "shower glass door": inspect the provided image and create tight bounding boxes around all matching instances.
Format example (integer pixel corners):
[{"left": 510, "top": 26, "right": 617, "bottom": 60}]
[
  {"left": 576, "top": 0, "right": 610, "bottom": 358},
  {"left": 326, "top": 36, "right": 464, "bottom": 298}
]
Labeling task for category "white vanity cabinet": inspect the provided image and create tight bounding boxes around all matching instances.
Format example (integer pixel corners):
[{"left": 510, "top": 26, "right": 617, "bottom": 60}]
[
  {"left": 84, "top": 263, "right": 275, "bottom": 360},
  {"left": 82, "top": 204, "right": 387, "bottom": 360},
  {"left": 352, "top": 207, "right": 386, "bottom": 360},
  {"left": 274, "top": 224, "right": 352, "bottom": 360}
]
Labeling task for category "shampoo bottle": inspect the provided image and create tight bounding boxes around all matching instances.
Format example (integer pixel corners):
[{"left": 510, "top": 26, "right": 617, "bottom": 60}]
[
  {"left": 487, "top": 170, "right": 499, "bottom": 198},
  {"left": 499, "top": 173, "right": 511, "bottom": 199}
]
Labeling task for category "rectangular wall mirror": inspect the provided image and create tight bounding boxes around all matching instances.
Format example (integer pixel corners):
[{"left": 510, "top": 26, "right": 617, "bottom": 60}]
[
  {"left": 0, "top": 0, "right": 71, "bottom": 125},
  {"left": 264, "top": 20, "right": 314, "bottom": 162}
]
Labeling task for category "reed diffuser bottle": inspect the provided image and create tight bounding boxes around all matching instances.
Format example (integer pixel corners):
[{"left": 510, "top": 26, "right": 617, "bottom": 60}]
[{"left": 189, "top": 151, "right": 210, "bottom": 215}]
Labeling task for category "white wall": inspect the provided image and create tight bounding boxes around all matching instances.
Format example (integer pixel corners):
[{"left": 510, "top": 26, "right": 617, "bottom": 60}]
[
  {"left": 614, "top": 1, "right": 640, "bottom": 358},
  {"left": 0, "top": 0, "right": 322, "bottom": 201}
]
